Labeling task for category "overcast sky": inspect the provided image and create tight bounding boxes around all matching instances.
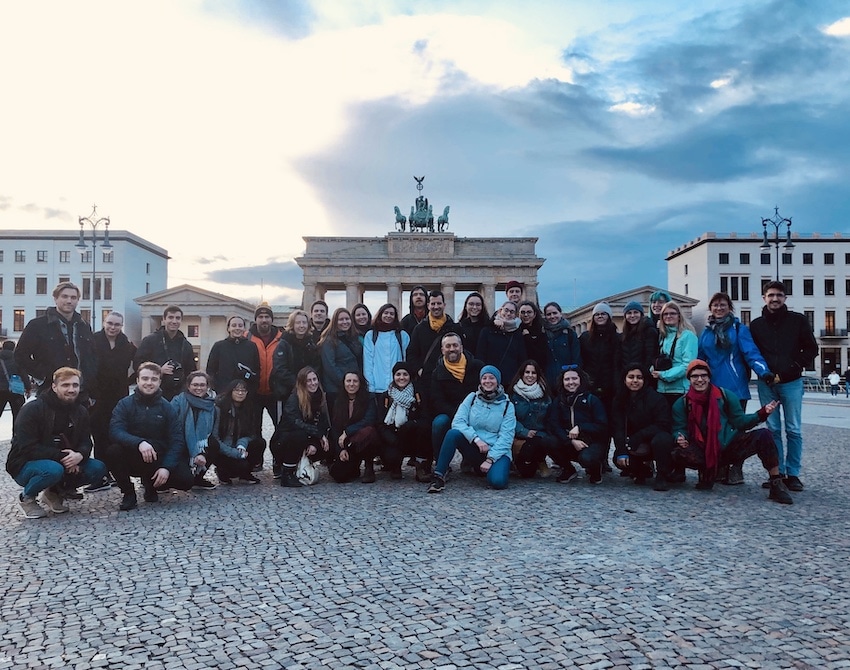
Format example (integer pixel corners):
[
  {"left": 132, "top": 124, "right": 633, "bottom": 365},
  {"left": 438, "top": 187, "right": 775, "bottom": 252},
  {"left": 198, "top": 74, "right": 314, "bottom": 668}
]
[{"left": 2, "top": 1, "right": 848, "bottom": 312}]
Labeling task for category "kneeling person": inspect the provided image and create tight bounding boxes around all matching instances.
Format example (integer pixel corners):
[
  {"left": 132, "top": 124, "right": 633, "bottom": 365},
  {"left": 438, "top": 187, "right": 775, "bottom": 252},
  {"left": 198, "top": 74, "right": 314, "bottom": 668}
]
[
  {"left": 6, "top": 367, "right": 108, "bottom": 518},
  {"left": 106, "top": 362, "right": 194, "bottom": 510}
]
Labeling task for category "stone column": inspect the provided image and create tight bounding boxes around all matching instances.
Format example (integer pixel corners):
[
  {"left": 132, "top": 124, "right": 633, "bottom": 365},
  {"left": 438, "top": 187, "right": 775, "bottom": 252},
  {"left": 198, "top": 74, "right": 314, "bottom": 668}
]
[
  {"left": 386, "top": 282, "right": 402, "bottom": 311},
  {"left": 441, "top": 283, "right": 456, "bottom": 320},
  {"left": 302, "top": 281, "right": 319, "bottom": 309},
  {"left": 482, "top": 282, "right": 497, "bottom": 314},
  {"left": 526, "top": 280, "right": 539, "bottom": 306},
  {"left": 345, "top": 281, "right": 361, "bottom": 308}
]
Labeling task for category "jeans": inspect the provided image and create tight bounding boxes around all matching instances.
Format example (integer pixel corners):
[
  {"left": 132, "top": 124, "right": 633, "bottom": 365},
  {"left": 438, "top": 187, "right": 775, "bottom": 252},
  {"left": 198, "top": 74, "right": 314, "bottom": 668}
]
[
  {"left": 14, "top": 458, "right": 108, "bottom": 498},
  {"left": 757, "top": 378, "right": 803, "bottom": 476},
  {"left": 434, "top": 429, "right": 511, "bottom": 489},
  {"left": 431, "top": 414, "right": 452, "bottom": 462}
]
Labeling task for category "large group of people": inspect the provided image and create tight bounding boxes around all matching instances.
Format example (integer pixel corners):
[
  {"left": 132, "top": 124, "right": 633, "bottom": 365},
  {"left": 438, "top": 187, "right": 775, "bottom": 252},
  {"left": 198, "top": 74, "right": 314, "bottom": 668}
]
[{"left": 5, "top": 278, "right": 819, "bottom": 518}]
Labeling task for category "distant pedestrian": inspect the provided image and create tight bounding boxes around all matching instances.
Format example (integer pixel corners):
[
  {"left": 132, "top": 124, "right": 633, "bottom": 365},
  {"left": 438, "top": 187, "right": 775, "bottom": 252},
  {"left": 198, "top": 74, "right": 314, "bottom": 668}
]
[{"left": 828, "top": 370, "right": 841, "bottom": 397}]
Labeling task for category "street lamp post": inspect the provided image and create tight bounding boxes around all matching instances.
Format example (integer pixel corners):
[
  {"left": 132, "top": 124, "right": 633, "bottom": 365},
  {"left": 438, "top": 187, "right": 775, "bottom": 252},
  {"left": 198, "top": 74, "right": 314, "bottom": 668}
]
[
  {"left": 76, "top": 204, "right": 112, "bottom": 331},
  {"left": 759, "top": 206, "right": 794, "bottom": 282}
]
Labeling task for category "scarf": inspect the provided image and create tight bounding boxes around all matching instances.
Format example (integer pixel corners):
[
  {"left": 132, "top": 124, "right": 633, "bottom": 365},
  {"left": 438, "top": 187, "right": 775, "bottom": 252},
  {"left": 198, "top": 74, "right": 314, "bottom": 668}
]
[
  {"left": 684, "top": 384, "right": 723, "bottom": 475},
  {"left": 428, "top": 313, "right": 447, "bottom": 332},
  {"left": 544, "top": 317, "right": 570, "bottom": 338},
  {"left": 175, "top": 392, "right": 216, "bottom": 458},
  {"left": 444, "top": 353, "right": 467, "bottom": 382},
  {"left": 498, "top": 317, "right": 520, "bottom": 333},
  {"left": 512, "top": 379, "right": 544, "bottom": 401},
  {"left": 384, "top": 383, "right": 415, "bottom": 427},
  {"left": 478, "top": 384, "right": 504, "bottom": 402},
  {"left": 706, "top": 313, "right": 735, "bottom": 350}
]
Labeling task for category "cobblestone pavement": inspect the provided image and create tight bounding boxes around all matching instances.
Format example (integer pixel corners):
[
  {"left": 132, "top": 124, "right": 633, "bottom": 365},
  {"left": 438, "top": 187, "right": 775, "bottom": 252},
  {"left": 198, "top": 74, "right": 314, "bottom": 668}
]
[{"left": 0, "top": 420, "right": 848, "bottom": 669}]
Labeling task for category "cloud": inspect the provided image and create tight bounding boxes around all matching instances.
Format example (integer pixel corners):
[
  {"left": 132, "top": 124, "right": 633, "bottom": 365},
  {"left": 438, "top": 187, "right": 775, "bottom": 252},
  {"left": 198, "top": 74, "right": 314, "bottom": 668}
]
[
  {"left": 202, "top": 0, "right": 315, "bottom": 38},
  {"left": 823, "top": 16, "right": 850, "bottom": 36},
  {"left": 205, "top": 260, "right": 304, "bottom": 289}
]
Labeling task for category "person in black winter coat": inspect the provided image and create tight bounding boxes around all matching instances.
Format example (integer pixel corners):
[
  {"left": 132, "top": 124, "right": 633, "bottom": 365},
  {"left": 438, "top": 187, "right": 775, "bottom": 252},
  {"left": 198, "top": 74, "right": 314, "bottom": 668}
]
[
  {"left": 619, "top": 301, "right": 658, "bottom": 377},
  {"left": 476, "top": 302, "right": 527, "bottom": 386},
  {"left": 206, "top": 315, "right": 260, "bottom": 394},
  {"left": 133, "top": 305, "right": 197, "bottom": 401},
  {"left": 0, "top": 341, "right": 30, "bottom": 426},
  {"left": 458, "top": 292, "right": 489, "bottom": 357},
  {"left": 270, "top": 310, "right": 321, "bottom": 404},
  {"left": 378, "top": 361, "right": 430, "bottom": 481},
  {"left": 328, "top": 371, "right": 379, "bottom": 484},
  {"left": 518, "top": 301, "right": 550, "bottom": 372}
]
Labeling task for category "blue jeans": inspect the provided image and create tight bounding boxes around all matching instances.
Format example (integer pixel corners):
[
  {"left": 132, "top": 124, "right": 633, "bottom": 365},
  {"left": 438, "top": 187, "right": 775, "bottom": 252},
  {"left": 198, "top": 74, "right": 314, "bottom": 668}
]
[
  {"left": 757, "top": 378, "right": 803, "bottom": 476},
  {"left": 434, "top": 429, "right": 511, "bottom": 489},
  {"left": 431, "top": 414, "right": 452, "bottom": 461},
  {"left": 14, "top": 458, "right": 108, "bottom": 498}
]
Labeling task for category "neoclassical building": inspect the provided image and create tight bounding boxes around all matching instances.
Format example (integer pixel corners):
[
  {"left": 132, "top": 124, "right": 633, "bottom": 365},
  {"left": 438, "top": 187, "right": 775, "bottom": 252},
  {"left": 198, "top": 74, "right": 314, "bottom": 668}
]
[{"left": 296, "top": 233, "right": 545, "bottom": 316}]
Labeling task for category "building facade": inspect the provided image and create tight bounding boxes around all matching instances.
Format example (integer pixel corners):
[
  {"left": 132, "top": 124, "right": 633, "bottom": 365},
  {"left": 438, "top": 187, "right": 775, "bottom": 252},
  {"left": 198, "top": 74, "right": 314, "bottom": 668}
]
[
  {"left": 0, "top": 230, "right": 168, "bottom": 343},
  {"left": 666, "top": 232, "right": 849, "bottom": 375}
]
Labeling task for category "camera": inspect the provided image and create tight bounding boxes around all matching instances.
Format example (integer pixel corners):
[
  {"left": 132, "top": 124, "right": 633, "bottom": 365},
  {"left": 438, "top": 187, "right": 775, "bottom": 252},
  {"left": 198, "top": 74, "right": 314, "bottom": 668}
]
[{"left": 237, "top": 363, "right": 258, "bottom": 383}]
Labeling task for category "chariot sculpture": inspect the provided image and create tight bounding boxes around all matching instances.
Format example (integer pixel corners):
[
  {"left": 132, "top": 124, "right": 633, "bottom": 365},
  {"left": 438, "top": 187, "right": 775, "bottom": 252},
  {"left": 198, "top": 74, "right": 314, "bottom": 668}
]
[{"left": 393, "top": 175, "right": 449, "bottom": 233}]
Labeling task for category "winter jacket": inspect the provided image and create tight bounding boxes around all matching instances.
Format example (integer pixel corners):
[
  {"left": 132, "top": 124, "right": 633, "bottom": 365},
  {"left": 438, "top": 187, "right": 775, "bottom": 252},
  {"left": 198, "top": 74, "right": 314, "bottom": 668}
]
[
  {"left": 15, "top": 307, "right": 97, "bottom": 395},
  {"left": 319, "top": 333, "right": 364, "bottom": 395},
  {"left": 620, "top": 322, "right": 659, "bottom": 373},
  {"left": 110, "top": 389, "right": 187, "bottom": 471},
  {"left": 654, "top": 329, "right": 698, "bottom": 395},
  {"left": 362, "top": 329, "right": 408, "bottom": 394},
  {"left": 331, "top": 393, "right": 377, "bottom": 443},
  {"left": 476, "top": 326, "right": 527, "bottom": 385},
  {"left": 451, "top": 390, "right": 517, "bottom": 462},
  {"left": 134, "top": 327, "right": 197, "bottom": 400},
  {"left": 749, "top": 305, "right": 819, "bottom": 383},
  {"left": 510, "top": 392, "right": 552, "bottom": 438},
  {"left": 611, "top": 386, "right": 672, "bottom": 459},
  {"left": 248, "top": 324, "right": 283, "bottom": 397},
  {"left": 212, "top": 402, "right": 255, "bottom": 459},
  {"left": 279, "top": 391, "right": 330, "bottom": 438},
  {"left": 698, "top": 318, "right": 769, "bottom": 400},
  {"left": 6, "top": 391, "right": 93, "bottom": 478},
  {"left": 270, "top": 332, "right": 321, "bottom": 401},
  {"left": 579, "top": 326, "right": 621, "bottom": 401},
  {"left": 459, "top": 317, "right": 486, "bottom": 357},
  {"left": 544, "top": 320, "right": 581, "bottom": 387},
  {"left": 672, "top": 387, "right": 769, "bottom": 451},
  {"left": 206, "top": 337, "right": 261, "bottom": 393},
  {"left": 430, "top": 353, "right": 485, "bottom": 418},
  {"left": 407, "top": 318, "right": 463, "bottom": 385},
  {"left": 91, "top": 331, "right": 136, "bottom": 406},
  {"left": 548, "top": 391, "right": 608, "bottom": 445}
]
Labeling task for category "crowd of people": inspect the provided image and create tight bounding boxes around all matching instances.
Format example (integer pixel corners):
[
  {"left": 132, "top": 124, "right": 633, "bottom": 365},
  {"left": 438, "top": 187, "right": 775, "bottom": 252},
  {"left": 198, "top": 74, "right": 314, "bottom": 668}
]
[{"left": 4, "top": 278, "right": 819, "bottom": 518}]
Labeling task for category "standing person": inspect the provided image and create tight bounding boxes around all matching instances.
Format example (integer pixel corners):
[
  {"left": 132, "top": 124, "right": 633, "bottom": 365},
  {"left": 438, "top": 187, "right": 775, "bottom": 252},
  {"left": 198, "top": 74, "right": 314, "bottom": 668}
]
[
  {"left": 518, "top": 301, "right": 550, "bottom": 372},
  {"left": 407, "top": 290, "right": 463, "bottom": 403},
  {"left": 328, "top": 371, "right": 379, "bottom": 484},
  {"left": 697, "top": 292, "right": 771, "bottom": 410},
  {"left": 270, "top": 309, "right": 321, "bottom": 407},
  {"left": 206, "top": 315, "right": 260, "bottom": 395},
  {"left": 671, "top": 360, "right": 793, "bottom": 504},
  {"left": 351, "top": 303, "right": 373, "bottom": 343},
  {"left": 15, "top": 281, "right": 97, "bottom": 400},
  {"left": 845, "top": 367, "right": 850, "bottom": 398},
  {"left": 400, "top": 285, "right": 428, "bottom": 336},
  {"left": 509, "top": 360, "right": 557, "bottom": 479},
  {"left": 87, "top": 311, "right": 137, "bottom": 492},
  {"left": 749, "top": 281, "right": 818, "bottom": 491},
  {"left": 247, "top": 302, "right": 283, "bottom": 469},
  {"left": 458, "top": 292, "right": 489, "bottom": 357},
  {"left": 828, "top": 370, "right": 841, "bottom": 397},
  {"left": 377, "top": 362, "right": 430, "bottom": 480},
  {"left": 542, "top": 302, "right": 580, "bottom": 389},
  {"left": 651, "top": 301, "right": 698, "bottom": 408},
  {"left": 309, "top": 300, "right": 330, "bottom": 335},
  {"left": 363, "top": 304, "right": 409, "bottom": 394},
  {"left": 134, "top": 305, "right": 196, "bottom": 401},
  {"left": 476, "top": 301, "right": 528, "bottom": 385},
  {"left": 619, "top": 302, "right": 658, "bottom": 376},
  {"left": 428, "top": 366, "right": 516, "bottom": 493},
  {"left": 106, "top": 362, "right": 194, "bottom": 511},
  {"left": 170, "top": 371, "right": 218, "bottom": 490},
  {"left": 6, "top": 367, "right": 108, "bottom": 518},
  {"left": 210, "top": 380, "right": 262, "bottom": 484},
  {"left": 505, "top": 280, "right": 524, "bottom": 306},
  {"left": 0, "top": 341, "right": 30, "bottom": 428},
  {"left": 274, "top": 367, "right": 331, "bottom": 488},
  {"left": 319, "top": 307, "right": 363, "bottom": 409},
  {"left": 648, "top": 290, "right": 672, "bottom": 329}
]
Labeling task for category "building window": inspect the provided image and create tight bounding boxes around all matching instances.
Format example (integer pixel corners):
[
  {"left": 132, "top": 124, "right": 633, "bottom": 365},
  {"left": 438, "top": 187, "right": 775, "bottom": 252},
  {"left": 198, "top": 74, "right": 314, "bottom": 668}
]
[
  {"left": 14, "top": 309, "right": 25, "bottom": 331},
  {"left": 36, "top": 277, "right": 47, "bottom": 295},
  {"left": 803, "top": 253, "right": 813, "bottom": 265},
  {"left": 103, "top": 277, "right": 112, "bottom": 300},
  {"left": 59, "top": 275, "right": 69, "bottom": 284},
  {"left": 846, "top": 279, "right": 850, "bottom": 296},
  {"left": 145, "top": 282, "right": 150, "bottom": 294},
  {"left": 81, "top": 250, "right": 92, "bottom": 264},
  {"left": 782, "top": 252, "right": 792, "bottom": 264},
  {"left": 36, "top": 309, "right": 46, "bottom": 318},
  {"left": 14, "top": 251, "right": 25, "bottom": 263},
  {"left": 804, "top": 279, "right": 814, "bottom": 296},
  {"left": 804, "top": 310, "right": 815, "bottom": 331},
  {"left": 825, "top": 279, "right": 835, "bottom": 296},
  {"left": 37, "top": 250, "right": 47, "bottom": 262},
  {"left": 187, "top": 325, "right": 200, "bottom": 338},
  {"left": 846, "top": 253, "right": 850, "bottom": 264},
  {"left": 59, "top": 250, "right": 70, "bottom": 263},
  {"left": 101, "top": 309, "right": 112, "bottom": 325},
  {"left": 684, "top": 264, "right": 688, "bottom": 276},
  {"left": 739, "top": 253, "right": 750, "bottom": 265},
  {"left": 684, "top": 284, "right": 688, "bottom": 295},
  {"left": 80, "top": 309, "right": 91, "bottom": 324},
  {"left": 782, "top": 279, "right": 793, "bottom": 296},
  {"left": 0, "top": 250, "right": 3, "bottom": 262},
  {"left": 83, "top": 278, "right": 90, "bottom": 301},
  {"left": 146, "top": 263, "right": 150, "bottom": 274},
  {"left": 825, "top": 253, "right": 835, "bottom": 265},
  {"left": 760, "top": 253, "right": 771, "bottom": 265},
  {"left": 14, "top": 277, "right": 25, "bottom": 295},
  {"left": 846, "top": 311, "right": 850, "bottom": 331},
  {"left": 720, "top": 276, "right": 749, "bottom": 301},
  {"left": 740, "top": 310, "right": 751, "bottom": 326},
  {"left": 0, "top": 277, "right": 3, "bottom": 294},
  {"left": 103, "top": 251, "right": 113, "bottom": 263},
  {"left": 718, "top": 253, "right": 729, "bottom": 265},
  {"left": 825, "top": 311, "right": 836, "bottom": 334}
]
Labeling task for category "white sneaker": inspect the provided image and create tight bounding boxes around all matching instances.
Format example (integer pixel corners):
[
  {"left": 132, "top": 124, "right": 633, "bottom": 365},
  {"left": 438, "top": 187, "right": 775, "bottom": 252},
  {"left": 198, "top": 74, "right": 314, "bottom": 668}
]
[
  {"left": 19, "top": 494, "right": 47, "bottom": 519},
  {"left": 40, "top": 489, "right": 69, "bottom": 514}
]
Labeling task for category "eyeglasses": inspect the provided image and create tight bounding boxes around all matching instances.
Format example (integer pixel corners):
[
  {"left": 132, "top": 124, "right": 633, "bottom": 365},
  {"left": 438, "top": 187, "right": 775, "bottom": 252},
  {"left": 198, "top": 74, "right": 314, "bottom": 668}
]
[
  {"left": 188, "top": 383, "right": 208, "bottom": 388},
  {"left": 689, "top": 373, "right": 710, "bottom": 380},
  {"left": 519, "top": 310, "right": 534, "bottom": 316},
  {"left": 561, "top": 364, "right": 579, "bottom": 371},
  {"left": 232, "top": 387, "right": 248, "bottom": 394}
]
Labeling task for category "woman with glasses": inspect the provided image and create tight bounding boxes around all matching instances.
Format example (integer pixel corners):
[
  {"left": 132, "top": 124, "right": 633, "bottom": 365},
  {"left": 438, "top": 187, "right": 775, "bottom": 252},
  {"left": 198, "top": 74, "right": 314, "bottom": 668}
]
[
  {"left": 542, "top": 302, "right": 580, "bottom": 388},
  {"left": 477, "top": 301, "right": 528, "bottom": 384},
  {"left": 648, "top": 290, "right": 672, "bottom": 329},
  {"left": 458, "top": 292, "right": 489, "bottom": 357},
  {"left": 651, "top": 301, "right": 698, "bottom": 408},
  {"left": 518, "top": 301, "right": 550, "bottom": 372},
  {"left": 210, "top": 379, "right": 262, "bottom": 483},
  {"left": 171, "top": 371, "right": 218, "bottom": 489}
]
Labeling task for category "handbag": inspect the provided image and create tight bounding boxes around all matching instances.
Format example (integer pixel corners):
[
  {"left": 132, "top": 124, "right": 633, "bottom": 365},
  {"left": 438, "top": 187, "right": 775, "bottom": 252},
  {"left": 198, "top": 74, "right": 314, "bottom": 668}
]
[
  {"left": 296, "top": 451, "right": 319, "bottom": 486},
  {"left": 1, "top": 360, "right": 25, "bottom": 396},
  {"left": 653, "top": 334, "right": 678, "bottom": 372}
]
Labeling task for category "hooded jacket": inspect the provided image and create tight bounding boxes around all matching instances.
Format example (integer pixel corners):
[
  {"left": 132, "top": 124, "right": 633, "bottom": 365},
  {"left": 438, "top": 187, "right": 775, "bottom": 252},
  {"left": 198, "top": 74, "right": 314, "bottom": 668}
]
[{"left": 749, "top": 305, "right": 818, "bottom": 383}]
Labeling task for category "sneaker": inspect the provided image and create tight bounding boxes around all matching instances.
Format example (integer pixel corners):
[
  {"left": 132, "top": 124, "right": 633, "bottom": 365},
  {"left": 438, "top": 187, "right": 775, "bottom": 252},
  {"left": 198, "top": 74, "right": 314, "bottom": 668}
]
[
  {"left": 427, "top": 475, "right": 446, "bottom": 493},
  {"left": 19, "top": 494, "right": 47, "bottom": 519},
  {"left": 415, "top": 460, "right": 432, "bottom": 483},
  {"left": 272, "top": 465, "right": 283, "bottom": 480},
  {"left": 192, "top": 478, "right": 217, "bottom": 490},
  {"left": 361, "top": 462, "right": 376, "bottom": 484},
  {"left": 85, "top": 476, "right": 115, "bottom": 493},
  {"left": 218, "top": 475, "right": 232, "bottom": 485},
  {"left": 589, "top": 466, "right": 602, "bottom": 485},
  {"left": 784, "top": 475, "right": 804, "bottom": 492},
  {"left": 280, "top": 470, "right": 304, "bottom": 488},
  {"left": 239, "top": 475, "right": 261, "bottom": 484},
  {"left": 668, "top": 466, "right": 686, "bottom": 483},
  {"left": 768, "top": 477, "right": 794, "bottom": 505},
  {"left": 251, "top": 463, "right": 264, "bottom": 473},
  {"left": 119, "top": 492, "right": 138, "bottom": 511},
  {"left": 725, "top": 464, "right": 744, "bottom": 486},
  {"left": 60, "top": 487, "right": 84, "bottom": 500},
  {"left": 556, "top": 464, "right": 578, "bottom": 484},
  {"left": 389, "top": 466, "right": 403, "bottom": 480},
  {"left": 143, "top": 488, "right": 159, "bottom": 503},
  {"left": 652, "top": 476, "right": 670, "bottom": 492},
  {"left": 40, "top": 489, "right": 69, "bottom": 514}
]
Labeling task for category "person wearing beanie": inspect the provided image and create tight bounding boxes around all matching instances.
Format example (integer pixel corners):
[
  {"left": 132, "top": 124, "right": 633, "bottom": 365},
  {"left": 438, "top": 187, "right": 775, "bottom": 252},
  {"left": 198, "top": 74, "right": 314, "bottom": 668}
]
[
  {"left": 620, "top": 301, "right": 658, "bottom": 378},
  {"left": 428, "top": 364, "right": 516, "bottom": 493},
  {"left": 377, "top": 361, "right": 430, "bottom": 480},
  {"left": 247, "top": 302, "right": 283, "bottom": 470},
  {"left": 670, "top": 359, "right": 793, "bottom": 504},
  {"left": 648, "top": 290, "right": 672, "bottom": 328}
]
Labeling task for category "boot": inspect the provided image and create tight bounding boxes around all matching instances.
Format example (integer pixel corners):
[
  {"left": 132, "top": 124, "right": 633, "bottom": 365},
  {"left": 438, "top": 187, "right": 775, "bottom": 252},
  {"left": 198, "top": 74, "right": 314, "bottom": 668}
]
[
  {"left": 652, "top": 475, "right": 670, "bottom": 491},
  {"left": 716, "top": 464, "right": 730, "bottom": 484},
  {"left": 279, "top": 467, "right": 304, "bottom": 488},
  {"left": 415, "top": 460, "right": 431, "bottom": 482},
  {"left": 361, "top": 459, "right": 376, "bottom": 484},
  {"left": 725, "top": 463, "right": 744, "bottom": 485},
  {"left": 695, "top": 469, "right": 714, "bottom": 490}
]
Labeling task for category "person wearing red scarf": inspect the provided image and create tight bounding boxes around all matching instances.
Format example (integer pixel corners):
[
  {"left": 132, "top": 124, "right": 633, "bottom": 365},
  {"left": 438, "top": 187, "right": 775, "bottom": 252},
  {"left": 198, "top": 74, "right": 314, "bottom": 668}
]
[{"left": 671, "top": 360, "right": 792, "bottom": 504}]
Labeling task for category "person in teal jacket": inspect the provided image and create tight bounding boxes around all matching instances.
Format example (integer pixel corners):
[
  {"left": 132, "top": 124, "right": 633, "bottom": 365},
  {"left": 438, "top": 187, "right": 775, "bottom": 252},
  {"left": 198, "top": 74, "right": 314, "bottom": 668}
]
[
  {"left": 652, "top": 301, "right": 698, "bottom": 408},
  {"left": 428, "top": 365, "right": 516, "bottom": 493}
]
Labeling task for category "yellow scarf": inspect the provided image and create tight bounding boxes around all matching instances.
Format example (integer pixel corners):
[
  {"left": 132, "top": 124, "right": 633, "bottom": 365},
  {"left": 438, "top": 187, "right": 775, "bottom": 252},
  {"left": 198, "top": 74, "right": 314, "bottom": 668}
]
[
  {"left": 444, "top": 354, "right": 467, "bottom": 382},
  {"left": 429, "top": 313, "right": 447, "bottom": 332}
]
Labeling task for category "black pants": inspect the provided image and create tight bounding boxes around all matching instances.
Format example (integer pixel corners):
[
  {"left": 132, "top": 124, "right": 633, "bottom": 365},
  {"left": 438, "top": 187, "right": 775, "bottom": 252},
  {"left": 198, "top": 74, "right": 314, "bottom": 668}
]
[
  {"left": 90, "top": 395, "right": 122, "bottom": 461},
  {"left": 613, "top": 431, "right": 675, "bottom": 479},
  {"left": 378, "top": 420, "right": 430, "bottom": 469},
  {"left": 272, "top": 429, "right": 329, "bottom": 467},
  {"left": 328, "top": 426, "right": 380, "bottom": 483},
  {"left": 209, "top": 437, "right": 265, "bottom": 479},
  {"left": 0, "top": 391, "right": 25, "bottom": 425},
  {"left": 671, "top": 428, "right": 779, "bottom": 480},
  {"left": 514, "top": 433, "right": 559, "bottom": 478},
  {"left": 547, "top": 438, "right": 604, "bottom": 474},
  {"left": 104, "top": 442, "right": 194, "bottom": 494}
]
